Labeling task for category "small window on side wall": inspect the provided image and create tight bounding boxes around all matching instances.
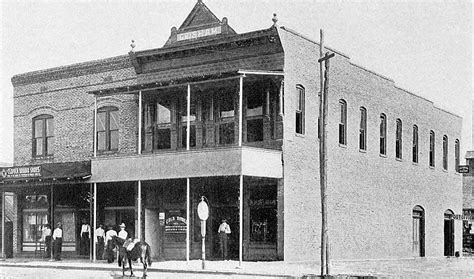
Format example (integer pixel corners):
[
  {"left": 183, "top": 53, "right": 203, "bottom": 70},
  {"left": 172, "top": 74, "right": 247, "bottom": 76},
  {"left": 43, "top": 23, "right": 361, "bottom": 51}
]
[
  {"left": 339, "top": 99, "right": 347, "bottom": 145},
  {"left": 395, "top": 119, "right": 402, "bottom": 159},
  {"left": 295, "top": 85, "right": 305, "bottom": 134},
  {"left": 455, "top": 139, "right": 460, "bottom": 172},
  {"left": 97, "top": 106, "right": 119, "bottom": 152},
  {"left": 380, "top": 114, "right": 386, "bottom": 155},
  {"left": 429, "top": 131, "right": 435, "bottom": 167},
  {"left": 443, "top": 135, "right": 448, "bottom": 170},
  {"left": 32, "top": 114, "right": 54, "bottom": 157}
]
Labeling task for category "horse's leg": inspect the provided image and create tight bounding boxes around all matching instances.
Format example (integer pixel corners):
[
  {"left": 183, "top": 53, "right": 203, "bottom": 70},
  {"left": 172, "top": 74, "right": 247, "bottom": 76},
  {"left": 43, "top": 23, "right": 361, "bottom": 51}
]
[
  {"left": 122, "top": 259, "right": 125, "bottom": 277},
  {"left": 129, "top": 256, "right": 133, "bottom": 276}
]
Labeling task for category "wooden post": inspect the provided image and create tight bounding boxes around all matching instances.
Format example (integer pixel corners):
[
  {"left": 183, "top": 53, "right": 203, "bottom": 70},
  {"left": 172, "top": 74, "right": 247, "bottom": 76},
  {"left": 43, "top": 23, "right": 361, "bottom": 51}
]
[
  {"left": 138, "top": 91, "right": 142, "bottom": 154},
  {"left": 93, "top": 183, "right": 97, "bottom": 262},
  {"left": 186, "top": 178, "right": 190, "bottom": 263},
  {"left": 318, "top": 29, "right": 335, "bottom": 277},
  {"left": 238, "top": 76, "right": 244, "bottom": 147},
  {"left": 239, "top": 174, "right": 243, "bottom": 266},
  {"left": 94, "top": 96, "right": 97, "bottom": 158},
  {"left": 187, "top": 84, "right": 191, "bottom": 150},
  {"left": 1, "top": 191, "right": 5, "bottom": 259},
  {"left": 138, "top": 180, "right": 142, "bottom": 240}
]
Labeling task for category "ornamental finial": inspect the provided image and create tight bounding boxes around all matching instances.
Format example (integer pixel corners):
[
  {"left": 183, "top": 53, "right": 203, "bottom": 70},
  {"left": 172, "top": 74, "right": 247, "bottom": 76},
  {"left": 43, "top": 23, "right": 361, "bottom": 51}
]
[
  {"left": 130, "top": 40, "right": 136, "bottom": 52},
  {"left": 272, "top": 13, "right": 278, "bottom": 26}
]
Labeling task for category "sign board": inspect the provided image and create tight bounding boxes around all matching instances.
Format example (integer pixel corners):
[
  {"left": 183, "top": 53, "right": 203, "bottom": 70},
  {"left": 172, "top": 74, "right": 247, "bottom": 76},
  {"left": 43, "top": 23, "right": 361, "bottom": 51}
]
[
  {"left": 177, "top": 26, "right": 222, "bottom": 42},
  {"left": 197, "top": 200, "right": 209, "bottom": 221},
  {"left": 1, "top": 166, "right": 42, "bottom": 179},
  {"left": 458, "top": 165, "right": 469, "bottom": 173}
]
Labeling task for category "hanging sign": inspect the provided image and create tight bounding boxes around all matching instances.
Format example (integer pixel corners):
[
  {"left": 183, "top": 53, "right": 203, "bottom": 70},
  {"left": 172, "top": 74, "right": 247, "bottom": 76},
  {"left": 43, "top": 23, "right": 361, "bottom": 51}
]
[
  {"left": 458, "top": 165, "right": 469, "bottom": 173},
  {"left": 197, "top": 199, "right": 209, "bottom": 221},
  {"left": 1, "top": 166, "right": 42, "bottom": 179}
]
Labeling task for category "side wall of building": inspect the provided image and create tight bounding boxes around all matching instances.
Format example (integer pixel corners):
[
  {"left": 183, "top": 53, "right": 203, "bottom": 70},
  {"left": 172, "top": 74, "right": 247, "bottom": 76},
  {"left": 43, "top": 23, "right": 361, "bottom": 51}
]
[
  {"left": 279, "top": 27, "right": 463, "bottom": 261},
  {"left": 12, "top": 56, "right": 138, "bottom": 166},
  {"left": 278, "top": 27, "right": 322, "bottom": 262}
]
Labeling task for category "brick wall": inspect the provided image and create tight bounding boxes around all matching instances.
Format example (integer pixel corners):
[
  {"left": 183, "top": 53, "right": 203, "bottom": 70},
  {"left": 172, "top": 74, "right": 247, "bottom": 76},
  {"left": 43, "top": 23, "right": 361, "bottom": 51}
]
[
  {"left": 279, "top": 26, "right": 463, "bottom": 261},
  {"left": 12, "top": 56, "right": 138, "bottom": 166}
]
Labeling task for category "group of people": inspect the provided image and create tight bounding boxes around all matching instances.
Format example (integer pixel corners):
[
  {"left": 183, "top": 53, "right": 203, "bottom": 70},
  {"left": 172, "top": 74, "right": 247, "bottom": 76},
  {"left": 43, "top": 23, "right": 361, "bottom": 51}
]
[
  {"left": 40, "top": 222, "right": 63, "bottom": 261},
  {"left": 41, "top": 221, "right": 130, "bottom": 262}
]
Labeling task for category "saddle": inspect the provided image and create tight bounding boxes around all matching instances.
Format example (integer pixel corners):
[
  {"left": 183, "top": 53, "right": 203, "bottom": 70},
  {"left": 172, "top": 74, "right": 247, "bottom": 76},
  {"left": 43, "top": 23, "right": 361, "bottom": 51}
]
[{"left": 124, "top": 239, "right": 140, "bottom": 251}]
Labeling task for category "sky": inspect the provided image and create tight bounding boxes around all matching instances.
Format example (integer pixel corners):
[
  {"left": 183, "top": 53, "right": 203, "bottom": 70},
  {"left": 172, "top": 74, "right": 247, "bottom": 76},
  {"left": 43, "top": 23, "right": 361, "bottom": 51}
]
[{"left": 0, "top": 0, "right": 472, "bottom": 165}]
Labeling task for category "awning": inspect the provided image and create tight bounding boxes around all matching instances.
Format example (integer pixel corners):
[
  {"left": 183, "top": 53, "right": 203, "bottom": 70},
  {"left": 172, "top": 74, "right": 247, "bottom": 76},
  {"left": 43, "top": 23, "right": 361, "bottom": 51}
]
[{"left": 0, "top": 161, "right": 91, "bottom": 184}]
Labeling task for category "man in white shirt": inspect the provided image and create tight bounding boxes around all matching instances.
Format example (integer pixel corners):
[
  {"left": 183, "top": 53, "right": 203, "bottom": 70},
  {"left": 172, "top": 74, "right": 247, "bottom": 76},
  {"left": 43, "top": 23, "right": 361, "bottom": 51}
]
[
  {"left": 118, "top": 223, "right": 128, "bottom": 240},
  {"left": 105, "top": 225, "right": 118, "bottom": 263},
  {"left": 52, "top": 222, "right": 63, "bottom": 261},
  {"left": 95, "top": 224, "right": 105, "bottom": 260},
  {"left": 80, "top": 219, "right": 91, "bottom": 255},
  {"left": 41, "top": 224, "right": 52, "bottom": 258},
  {"left": 218, "top": 219, "right": 231, "bottom": 260}
]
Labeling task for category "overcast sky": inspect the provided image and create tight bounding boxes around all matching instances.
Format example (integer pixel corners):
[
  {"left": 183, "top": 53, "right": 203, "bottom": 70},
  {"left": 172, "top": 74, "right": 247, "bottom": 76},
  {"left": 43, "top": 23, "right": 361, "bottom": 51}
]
[{"left": 0, "top": 0, "right": 472, "bottom": 165}]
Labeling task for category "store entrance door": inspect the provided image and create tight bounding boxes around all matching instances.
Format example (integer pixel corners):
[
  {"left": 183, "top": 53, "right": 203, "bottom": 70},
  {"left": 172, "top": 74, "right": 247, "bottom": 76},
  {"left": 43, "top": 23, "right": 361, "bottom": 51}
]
[
  {"left": 444, "top": 210, "right": 455, "bottom": 257},
  {"left": 211, "top": 206, "right": 239, "bottom": 260}
]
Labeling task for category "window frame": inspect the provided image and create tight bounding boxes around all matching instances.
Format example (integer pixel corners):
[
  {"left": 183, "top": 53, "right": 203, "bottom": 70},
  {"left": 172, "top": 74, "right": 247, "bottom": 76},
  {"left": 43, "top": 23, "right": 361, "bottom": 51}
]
[
  {"left": 380, "top": 114, "right": 387, "bottom": 155},
  {"left": 359, "top": 107, "right": 367, "bottom": 151},
  {"left": 32, "top": 114, "right": 54, "bottom": 157},
  {"left": 429, "top": 131, "right": 435, "bottom": 167},
  {"left": 412, "top": 125, "right": 418, "bottom": 163},
  {"left": 96, "top": 106, "right": 119, "bottom": 152},
  {"left": 295, "top": 85, "right": 305, "bottom": 135},
  {"left": 395, "top": 119, "right": 402, "bottom": 159},
  {"left": 339, "top": 99, "right": 347, "bottom": 145},
  {"left": 443, "top": 135, "right": 448, "bottom": 170}
]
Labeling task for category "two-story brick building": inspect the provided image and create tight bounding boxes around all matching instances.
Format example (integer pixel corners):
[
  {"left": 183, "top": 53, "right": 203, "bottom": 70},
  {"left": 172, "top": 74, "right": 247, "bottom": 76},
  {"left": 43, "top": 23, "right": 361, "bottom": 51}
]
[{"left": 1, "top": 0, "right": 463, "bottom": 262}]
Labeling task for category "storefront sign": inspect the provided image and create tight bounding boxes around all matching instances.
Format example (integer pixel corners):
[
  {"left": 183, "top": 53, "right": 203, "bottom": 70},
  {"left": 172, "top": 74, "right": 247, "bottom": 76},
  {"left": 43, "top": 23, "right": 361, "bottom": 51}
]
[
  {"left": 458, "top": 165, "right": 469, "bottom": 173},
  {"left": 1, "top": 166, "right": 42, "bottom": 179},
  {"left": 448, "top": 214, "right": 474, "bottom": 221},
  {"left": 249, "top": 199, "right": 277, "bottom": 207},
  {"left": 177, "top": 26, "right": 221, "bottom": 41},
  {"left": 165, "top": 215, "right": 187, "bottom": 233}
]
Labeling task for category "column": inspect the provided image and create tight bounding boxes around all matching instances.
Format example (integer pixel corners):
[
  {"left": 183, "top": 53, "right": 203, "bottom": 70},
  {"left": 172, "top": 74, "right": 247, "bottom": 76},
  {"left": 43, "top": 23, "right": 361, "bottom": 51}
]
[
  {"left": 94, "top": 96, "right": 98, "bottom": 157},
  {"left": 138, "top": 181, "right": 142, "bottom": 240},
  {"left": 239, "top": 174, "right": 243, "bottom": 266},
  {"left": 238, "top": 76, "right": 243, "bottom": 147},
  {"left": 138, "top": 90, "right": 142, "bottom": 155},
  {"left": 93, "top": 183, "right": 97, "bottom": 262},
  {"left": 186, "top": 178, "right": 190, "bottom": 263},
  {"left": 1, "top": 191, "right": 5, "bottom": 259}
]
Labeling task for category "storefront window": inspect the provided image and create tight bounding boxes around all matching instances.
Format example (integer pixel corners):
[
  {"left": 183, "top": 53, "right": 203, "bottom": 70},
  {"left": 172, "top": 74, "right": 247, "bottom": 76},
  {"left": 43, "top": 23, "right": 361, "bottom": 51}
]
[
  {"left": 23, "top": 212, "right": 48, "bottom": 242},
  {"left": 249, "top": 185, "right": 277, "bottom": 243}
]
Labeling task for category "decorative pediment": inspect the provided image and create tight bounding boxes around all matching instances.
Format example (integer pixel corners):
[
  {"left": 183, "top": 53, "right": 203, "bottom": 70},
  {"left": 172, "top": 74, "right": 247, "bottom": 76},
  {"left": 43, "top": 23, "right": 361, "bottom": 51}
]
[{"left": 164, "top": 0, "right": 236, "bottom": 47}]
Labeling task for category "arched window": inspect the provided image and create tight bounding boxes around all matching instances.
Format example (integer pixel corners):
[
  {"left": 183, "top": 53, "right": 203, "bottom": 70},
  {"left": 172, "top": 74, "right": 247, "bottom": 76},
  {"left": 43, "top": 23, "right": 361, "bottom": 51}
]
[
  {"left": 429, "top": 131, "right": 435, "bottom": 167},
  {"left": 339, "top": 99, "right": 347, "bottom": 145},
  {"left": 32, "top": 114, "right": 54, "bottom": 157},
  {"left": 359, "top": 107, "right": 367, "bottom": 150},
  {"left": 396, "top": 119, "right": 402, "bottom": 159},
  {"left": 380, "top": 114, "right": 386, "bottom": 155},
  {"left": 455, "top": 139, "right": 460, "bottom": 172},
  {"left": 412, "top": 125, "right": 418, "bottom": 163},
  {"left": 97, "top": 106, "right": 119, "bottom": 151},
  {"left": 295, "top": 85, "right": 305, "bottom": 134},
  {"left": 443, "top": 135, "right": 448, "bottom": 170}
]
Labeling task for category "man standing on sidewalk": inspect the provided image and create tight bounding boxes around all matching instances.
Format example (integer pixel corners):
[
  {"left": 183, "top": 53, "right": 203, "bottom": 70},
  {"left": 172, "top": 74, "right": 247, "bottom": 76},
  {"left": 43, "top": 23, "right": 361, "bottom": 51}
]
[
  {"left": 41, "top": 224, "right": 52, "bottom": 258},
  {"left": 95, "top": 224, "right": 105, "bottom": 260},
  {"left": 52, "top": 222, "right": 63, "bottom": 261},
  {"left": 218, "top": 219, "right": 231, "bottom": 260},
  {"left": 80, "top": 219, "right": 91, "bottom": 255}
]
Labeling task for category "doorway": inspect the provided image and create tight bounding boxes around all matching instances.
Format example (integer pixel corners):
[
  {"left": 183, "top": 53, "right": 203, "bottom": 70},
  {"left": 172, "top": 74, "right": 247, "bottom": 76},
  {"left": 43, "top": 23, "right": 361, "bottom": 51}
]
[
  {"left": 444, "top": 209, "right": 455, "bottom": 256},
  {"left": 412, "top": 205, "right": 425, "bottom": 257}
]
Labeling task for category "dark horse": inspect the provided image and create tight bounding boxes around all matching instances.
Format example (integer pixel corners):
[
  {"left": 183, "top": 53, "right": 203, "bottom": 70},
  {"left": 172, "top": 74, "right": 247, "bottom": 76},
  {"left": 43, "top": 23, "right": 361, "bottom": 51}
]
[{"left": 111, "top": 235, "right": 152, "bottom": 277}]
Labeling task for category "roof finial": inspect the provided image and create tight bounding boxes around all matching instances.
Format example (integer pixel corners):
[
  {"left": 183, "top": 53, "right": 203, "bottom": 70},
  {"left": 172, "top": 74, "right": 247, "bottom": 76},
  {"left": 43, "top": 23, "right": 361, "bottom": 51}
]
[
  {"left": 130, "top": 40, "right": 136, "bottom": 52},
  {"left": 272, "top": 13, "right": 278, "bottom": 26}
]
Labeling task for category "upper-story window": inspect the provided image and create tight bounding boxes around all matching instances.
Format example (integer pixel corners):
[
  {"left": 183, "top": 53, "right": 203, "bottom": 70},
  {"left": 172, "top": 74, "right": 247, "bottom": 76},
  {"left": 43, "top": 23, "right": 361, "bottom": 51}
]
[
  {"left": 443, "top": 135, "right": 448, "bottom": 170},
  {"left": 339, "top": 99, "right": 347, "bottom": 145},
  {"left": 295, "top": 85, "right": 305, "bottom": 134},
  {"left": 395, "top": 119, "right": 402, "bottom": 159},
  {"left": 359, "top": 107, "right": 367, "bottom": 151},
  {"left": 412, "top": 125, "right": 418, "bottom": 163},
  {"left": 429, "top": 131, "right": 435, "bottom": 167},
  {"left": 380, "top": 114, "right": 386, "bottom": 155},
  {"left": 97, "top": 106, "right": 119, "bottom": 151},
  {"left": 455, "top": 139, "right": 460, "bottom": 172},
  {"left": 32, "top": 115, "right": 54, "bottom": 157}
]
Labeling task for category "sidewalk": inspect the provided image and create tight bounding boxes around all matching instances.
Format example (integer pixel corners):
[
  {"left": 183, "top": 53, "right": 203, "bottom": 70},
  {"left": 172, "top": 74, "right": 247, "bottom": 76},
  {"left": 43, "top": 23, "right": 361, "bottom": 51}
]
[{"left": 1, "top": 256, "right": 474, "bottom": 278}]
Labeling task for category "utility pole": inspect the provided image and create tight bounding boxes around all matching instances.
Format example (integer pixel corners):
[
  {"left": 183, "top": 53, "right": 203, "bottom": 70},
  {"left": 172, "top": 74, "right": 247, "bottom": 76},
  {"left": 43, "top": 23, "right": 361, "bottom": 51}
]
[{"left": 318, "top": 29, "right": 335, "bottom": 277}]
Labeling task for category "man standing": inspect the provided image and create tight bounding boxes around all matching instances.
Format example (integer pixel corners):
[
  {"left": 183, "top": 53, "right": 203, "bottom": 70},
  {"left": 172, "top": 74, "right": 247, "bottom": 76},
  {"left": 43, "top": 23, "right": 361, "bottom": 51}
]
[
  {"left": 80, "top": 219, "right": 91, "bottom": 255},
  {"left": 218, "top": 219, "right": 231, "bottom": 260},
  {"left": 52, "top": 222, "right": 63, "bottom": 261},
  {"left": 95, "top": 224, "right": 105, "bottom": 260},
  {"left": 41, "top": 224, "right": 52, "bottom": 258},
  {"left": 105, "top": 225, "right": 117, "bottom": 263}
]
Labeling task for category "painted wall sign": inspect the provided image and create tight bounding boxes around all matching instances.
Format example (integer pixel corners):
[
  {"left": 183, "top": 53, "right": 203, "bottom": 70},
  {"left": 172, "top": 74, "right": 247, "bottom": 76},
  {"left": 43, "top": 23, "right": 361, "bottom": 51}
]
[
  {"left": 177, "top": 26, "right": 221, "bottom": 41},
  {"left": 1, "top": 166, "right": 42, "bottom": 179}
]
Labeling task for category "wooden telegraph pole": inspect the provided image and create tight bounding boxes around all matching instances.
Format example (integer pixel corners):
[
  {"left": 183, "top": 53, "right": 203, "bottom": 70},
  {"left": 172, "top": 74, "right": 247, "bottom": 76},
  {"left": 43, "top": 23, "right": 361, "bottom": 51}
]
[{"left": 318, "top": 29, "right": 335, "bottom": 277}]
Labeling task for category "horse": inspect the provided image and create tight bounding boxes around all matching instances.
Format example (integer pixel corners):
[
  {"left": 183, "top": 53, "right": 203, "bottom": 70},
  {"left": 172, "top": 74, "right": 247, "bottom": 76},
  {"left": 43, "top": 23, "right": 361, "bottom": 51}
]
[{"left": 111, "top": 235, "right": 152, "bottom": 277}]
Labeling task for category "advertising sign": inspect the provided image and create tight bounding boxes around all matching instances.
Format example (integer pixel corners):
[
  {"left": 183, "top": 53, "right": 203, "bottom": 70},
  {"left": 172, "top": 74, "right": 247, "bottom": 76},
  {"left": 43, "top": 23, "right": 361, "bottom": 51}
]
[{"left": 1, "top": 166, "right": 42, "bottom": 179}]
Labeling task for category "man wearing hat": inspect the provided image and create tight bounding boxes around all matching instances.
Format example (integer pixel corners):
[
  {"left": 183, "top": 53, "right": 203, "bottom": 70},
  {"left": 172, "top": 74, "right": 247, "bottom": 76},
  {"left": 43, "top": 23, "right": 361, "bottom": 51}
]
[
  {"left": 118, "top": 223, "right": 128, "bottom": 240},
  {"left": 52, "top": 222, "right": 63, "bottom": 261},
  {"left": 218, "top": 219, "right": 231, "bottom": 260},
  {"left": 105, "top": 225, "right": 117, "bottom": 263}
]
